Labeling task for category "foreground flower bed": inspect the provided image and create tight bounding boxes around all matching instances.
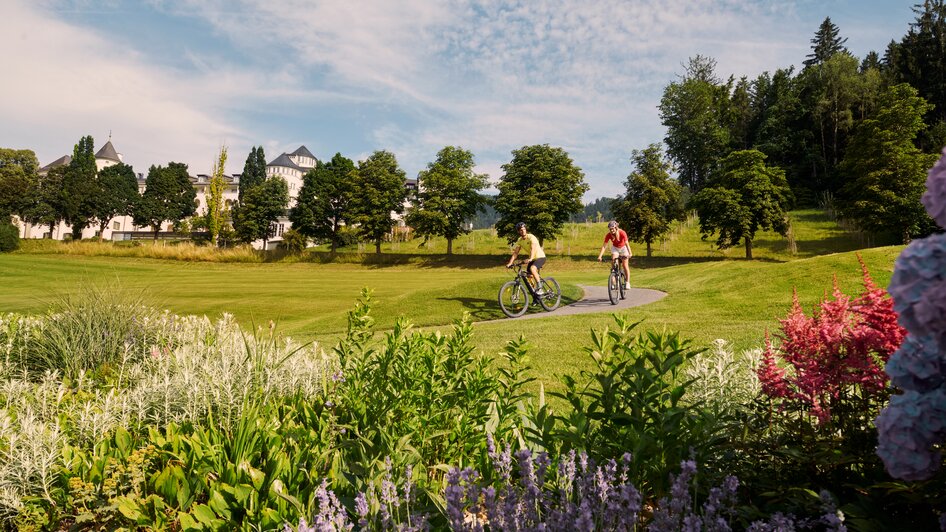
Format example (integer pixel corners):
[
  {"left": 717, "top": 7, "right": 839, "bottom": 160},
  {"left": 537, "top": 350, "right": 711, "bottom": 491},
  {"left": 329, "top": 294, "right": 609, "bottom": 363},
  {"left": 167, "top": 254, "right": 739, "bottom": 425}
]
[{"left": 1, "top": 272, "right": 943, "bottom": 529}]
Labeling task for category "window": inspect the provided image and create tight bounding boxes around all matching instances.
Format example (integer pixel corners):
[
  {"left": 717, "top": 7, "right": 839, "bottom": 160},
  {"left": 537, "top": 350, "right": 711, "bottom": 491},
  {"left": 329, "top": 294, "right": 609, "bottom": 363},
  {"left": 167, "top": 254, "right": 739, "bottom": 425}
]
[{"left": 113, "top": 221, "right": 121, "bottom": 230}]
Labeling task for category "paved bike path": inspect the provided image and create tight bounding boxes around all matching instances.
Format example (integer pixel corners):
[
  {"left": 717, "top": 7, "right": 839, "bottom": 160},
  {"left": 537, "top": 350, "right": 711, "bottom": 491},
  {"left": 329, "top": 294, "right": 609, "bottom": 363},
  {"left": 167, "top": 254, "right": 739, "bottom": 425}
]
[{"left": 486, "top": 285, "right": 667, "bottom": 322}]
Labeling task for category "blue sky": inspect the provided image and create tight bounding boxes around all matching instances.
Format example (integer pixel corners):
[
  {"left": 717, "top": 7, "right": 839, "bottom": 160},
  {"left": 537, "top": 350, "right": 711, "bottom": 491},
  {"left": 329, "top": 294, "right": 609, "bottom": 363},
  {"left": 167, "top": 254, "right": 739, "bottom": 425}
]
[{"left": 0, "top": 0, "right": 919, "bottom": 200}]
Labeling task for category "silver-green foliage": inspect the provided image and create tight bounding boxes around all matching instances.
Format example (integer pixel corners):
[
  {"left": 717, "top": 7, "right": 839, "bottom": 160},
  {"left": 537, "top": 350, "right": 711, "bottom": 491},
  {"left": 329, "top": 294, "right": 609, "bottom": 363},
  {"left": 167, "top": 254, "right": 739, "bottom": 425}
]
[
  {"left": 681, "top": 338, "right": 762, "bottom": 417},
  {"left": 0, "top": 301, "right": 334, "bottom": 520}
]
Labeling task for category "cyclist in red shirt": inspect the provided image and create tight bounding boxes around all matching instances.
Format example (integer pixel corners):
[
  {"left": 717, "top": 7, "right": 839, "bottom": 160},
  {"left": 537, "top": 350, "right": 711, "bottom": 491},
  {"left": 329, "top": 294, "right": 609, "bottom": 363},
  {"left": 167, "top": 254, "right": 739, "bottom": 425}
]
[{"left": 597, "top": 220, "right": 632, "bottom": 289}]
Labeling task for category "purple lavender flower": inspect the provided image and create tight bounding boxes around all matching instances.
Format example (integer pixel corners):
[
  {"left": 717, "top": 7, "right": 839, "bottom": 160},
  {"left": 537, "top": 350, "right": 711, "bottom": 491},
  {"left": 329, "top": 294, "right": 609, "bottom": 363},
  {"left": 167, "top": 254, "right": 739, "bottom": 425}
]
[{"left": 922, "top": 147, "right": 946, "bottom": 228}]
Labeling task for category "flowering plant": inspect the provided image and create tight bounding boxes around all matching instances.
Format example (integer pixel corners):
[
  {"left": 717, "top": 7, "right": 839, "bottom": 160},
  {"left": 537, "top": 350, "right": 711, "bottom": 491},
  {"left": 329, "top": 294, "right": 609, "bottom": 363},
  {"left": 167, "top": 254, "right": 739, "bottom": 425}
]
[{"left": 757, "top": 257, "right": 906, "bottom": 423}]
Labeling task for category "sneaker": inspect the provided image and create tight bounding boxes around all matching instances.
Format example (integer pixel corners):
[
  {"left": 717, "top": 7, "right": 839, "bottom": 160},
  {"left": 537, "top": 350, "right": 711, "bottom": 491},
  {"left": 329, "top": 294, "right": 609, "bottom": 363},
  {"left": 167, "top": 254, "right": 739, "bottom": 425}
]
[{"left": 625, "top": 282, "right": 631, "bottom": 289}]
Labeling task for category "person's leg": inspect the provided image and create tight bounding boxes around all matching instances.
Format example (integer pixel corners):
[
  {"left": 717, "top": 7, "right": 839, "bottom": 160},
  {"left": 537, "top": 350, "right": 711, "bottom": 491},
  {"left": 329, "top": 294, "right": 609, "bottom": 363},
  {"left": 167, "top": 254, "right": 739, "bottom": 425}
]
[{"left": 621, "top": 256, "right": 631, "bottom": 288}]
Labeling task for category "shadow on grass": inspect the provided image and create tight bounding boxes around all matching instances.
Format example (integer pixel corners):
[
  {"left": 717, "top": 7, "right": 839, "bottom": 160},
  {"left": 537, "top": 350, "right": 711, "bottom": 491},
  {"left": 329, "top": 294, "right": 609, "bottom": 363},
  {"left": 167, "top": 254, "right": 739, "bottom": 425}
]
[{"left": 436, "top": 290, "right": 582, "bottom": 320}]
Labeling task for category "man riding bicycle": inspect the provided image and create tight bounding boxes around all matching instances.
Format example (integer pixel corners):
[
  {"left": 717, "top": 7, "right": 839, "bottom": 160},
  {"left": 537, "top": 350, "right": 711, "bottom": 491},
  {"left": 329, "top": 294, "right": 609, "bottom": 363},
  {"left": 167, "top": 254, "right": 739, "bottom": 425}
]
[
  {"left": 506, "top": 222, "right": 547, "bottom": 293},
  {"left": 597, "top": 220, "right": 632, "bottom": 289}
]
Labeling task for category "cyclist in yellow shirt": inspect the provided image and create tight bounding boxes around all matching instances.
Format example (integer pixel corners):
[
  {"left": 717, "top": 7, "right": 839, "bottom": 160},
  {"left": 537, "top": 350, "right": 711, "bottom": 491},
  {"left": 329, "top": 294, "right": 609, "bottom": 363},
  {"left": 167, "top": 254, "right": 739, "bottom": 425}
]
[{"left": 506, "top": 222, "right": 547, "bottom": 292}]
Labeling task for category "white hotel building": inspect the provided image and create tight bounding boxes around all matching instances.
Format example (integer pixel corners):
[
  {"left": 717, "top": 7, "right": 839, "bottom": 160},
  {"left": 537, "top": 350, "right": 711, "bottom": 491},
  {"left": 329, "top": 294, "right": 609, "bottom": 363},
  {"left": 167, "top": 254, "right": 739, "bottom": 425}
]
[{"left": 15, "top": 142, "right": 414, "bottom": 250}]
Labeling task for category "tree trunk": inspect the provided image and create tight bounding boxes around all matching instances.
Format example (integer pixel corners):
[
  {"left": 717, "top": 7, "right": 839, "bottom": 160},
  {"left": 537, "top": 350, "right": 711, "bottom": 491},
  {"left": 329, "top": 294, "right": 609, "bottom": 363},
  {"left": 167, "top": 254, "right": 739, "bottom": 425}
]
[
  {"left": 375, "top": 239, "right": 382, "bottom": 254},
  {"left": 47, "top": 222, "right": 55, "bottom": 238},
  {"left": 331, "top": 220, "right": 338, "bottom": 253},
  {"left": 99, "top": 219, "right": 110, "bottom": 239},
  {"left": 745, "top": 237, "right": 753, "bottom": 259},
  {"left": 646, "top": 240, "right": 653, "bottom": 257},
  {"left": 447, "top": 237, "right": 453, "bottom": 255},
  {"left": 153, "top": 227, "right": 160, "bottom": 241}
]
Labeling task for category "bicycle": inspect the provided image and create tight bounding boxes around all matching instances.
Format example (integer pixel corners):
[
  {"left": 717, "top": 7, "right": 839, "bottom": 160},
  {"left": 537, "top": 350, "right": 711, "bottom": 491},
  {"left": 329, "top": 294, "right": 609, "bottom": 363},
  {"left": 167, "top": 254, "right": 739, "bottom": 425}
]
[
  {"left": 607, "top": 257, "right": 627, "bottom": 305},
  {"left": 498, "top": 261, "right": 562, "bottom": 318}
]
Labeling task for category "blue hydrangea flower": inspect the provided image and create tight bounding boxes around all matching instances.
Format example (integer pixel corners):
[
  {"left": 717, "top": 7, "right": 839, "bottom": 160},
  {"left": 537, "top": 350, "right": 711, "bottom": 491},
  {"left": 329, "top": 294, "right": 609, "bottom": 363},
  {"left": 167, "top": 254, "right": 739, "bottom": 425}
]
[
  {"left": 875, "top": 389, "right": 946, "bottom": 481},
  {"left": 888, "top": 233, "right": 946, "bottom": 345},
  {"left": 922, "top": 147, "right": 946, "bottom": 228},
  {"left": 886, "top": 334, "right": 946, "bottom": 392}
]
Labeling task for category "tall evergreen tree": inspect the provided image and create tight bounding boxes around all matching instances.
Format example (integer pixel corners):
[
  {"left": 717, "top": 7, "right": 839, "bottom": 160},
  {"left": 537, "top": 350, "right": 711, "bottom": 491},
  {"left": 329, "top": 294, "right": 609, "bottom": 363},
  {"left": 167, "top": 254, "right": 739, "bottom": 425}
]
[
  {"left": 611, "top": 144, "right": 686, "bottom": 257},
  {"left": 494, "top": 144, "right": 588, "bottom": 245},
  {"left": 93, "top": 162, "right": 139, "bottom": 236},
  {"left": 239, "top": 146, "right": 267, "bottom": 202},
  {"left": 134, "top": 162, "right": 197, "bottom": 240},
  {"left": 62, "top": 135, "right": 98, "bottom": 239},
  {"left": 349, "top": 150, "right": 408, "bottom": 254},
  {"left": 804, "top": 17, "right": 849, "bottom": 67},
  {"left": 885, "top": 0, "right": 946, "bottom": 149},
  {"left": 406, "top": 146, "right": 489, "bottom": 255},
  {"left": 290, "top": 153, "right": 356, "bottom": 253}
]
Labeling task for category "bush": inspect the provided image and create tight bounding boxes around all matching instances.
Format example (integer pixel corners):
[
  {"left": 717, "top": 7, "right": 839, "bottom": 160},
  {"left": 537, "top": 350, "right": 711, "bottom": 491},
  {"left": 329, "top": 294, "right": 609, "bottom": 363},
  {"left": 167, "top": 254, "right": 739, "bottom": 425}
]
[
  {"left": 280, "top": 228, "right": 307, "bottom": 254},
  {"left": 0, "top": 219, "right": 19, "bottom": 252}
]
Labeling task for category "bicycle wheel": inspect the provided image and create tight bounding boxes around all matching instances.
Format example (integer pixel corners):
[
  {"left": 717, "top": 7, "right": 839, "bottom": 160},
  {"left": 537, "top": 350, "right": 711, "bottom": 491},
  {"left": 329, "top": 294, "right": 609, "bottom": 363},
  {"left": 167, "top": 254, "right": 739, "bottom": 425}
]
[
  {"left": 608, "top": 271, "right": 620, "bottom": 305},
  {"left": 498, "top": 280, "right": 529, "bottom": 318},
  {"left": 538, "top": 277, "right": 561, "bottom": 311},
  {"left": 619, "top": 271, "right": 627, "bottom": 300}
]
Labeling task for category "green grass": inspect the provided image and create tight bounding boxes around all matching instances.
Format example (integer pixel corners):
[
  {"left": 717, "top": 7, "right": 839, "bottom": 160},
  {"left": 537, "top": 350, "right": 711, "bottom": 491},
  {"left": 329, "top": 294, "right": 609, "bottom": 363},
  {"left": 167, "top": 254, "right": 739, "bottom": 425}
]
[{"left": 1, "top": 209, "right": 903, "bottom": 393}]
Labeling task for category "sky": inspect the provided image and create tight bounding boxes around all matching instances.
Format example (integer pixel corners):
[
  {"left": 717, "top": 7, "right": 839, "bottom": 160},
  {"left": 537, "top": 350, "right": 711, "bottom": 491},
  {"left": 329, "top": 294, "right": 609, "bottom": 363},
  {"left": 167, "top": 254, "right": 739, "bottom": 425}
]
[{"left": 0, "top": 0, "right": 921, "bottom": 200}]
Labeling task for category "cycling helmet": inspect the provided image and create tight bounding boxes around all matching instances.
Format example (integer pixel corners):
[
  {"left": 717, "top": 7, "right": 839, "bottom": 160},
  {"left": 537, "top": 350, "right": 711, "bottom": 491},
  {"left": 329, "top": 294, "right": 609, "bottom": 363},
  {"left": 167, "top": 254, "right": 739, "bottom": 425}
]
[
  {"left": 514, "top": 222, "right": 526, "bottom": 230},
  {"left": 607, "top": 220, "right": 619, "bottom": 229}
]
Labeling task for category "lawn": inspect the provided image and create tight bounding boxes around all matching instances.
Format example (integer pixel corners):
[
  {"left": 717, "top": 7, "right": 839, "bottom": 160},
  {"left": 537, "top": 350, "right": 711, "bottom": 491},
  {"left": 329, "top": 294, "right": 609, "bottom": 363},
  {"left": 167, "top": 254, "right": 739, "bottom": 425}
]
[{"left": 1, "top": 209, "right": 902, "bottom": 392}]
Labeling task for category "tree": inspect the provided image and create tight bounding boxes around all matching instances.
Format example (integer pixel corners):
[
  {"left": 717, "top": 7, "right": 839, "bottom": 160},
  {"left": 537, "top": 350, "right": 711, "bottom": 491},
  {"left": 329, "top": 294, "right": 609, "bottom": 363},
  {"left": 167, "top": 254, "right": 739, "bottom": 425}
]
[
  {"left": 0, "top": 148, "right": 39, "bottom": 220},
  {"left": 838, "top": 84, "right": 938, "bottom": 243},
  {"left": 803, "top": 17, "right": 849, "bottom": 67},
  {"left": 406, "top": 146, "right": 489, "bottom": 254},
  {"left": 93, "top": 163, "right": 139, "bottom": 236},
  {"left": 494, "top": 144, "right": 588, "bottom": 245},
  {"left": 23, "top": 165, "right": 66, "bottom": 238},
  {"left": 690, "top": 150, "right": 793, "bottom": 259},
  {"left": 239, "top": 146, "right": 267, "bottom": 202},
  {"left": 611, "top": 144, "right": 686, "bottom": 257},
  {"left": 134, "top": 162, "right": 197, "bottom": 240},
  {"left": 206, "top": 146, "right": 228, "bottom": 246},
  {"left": 799, "top": 53, "right": 861, "bottom": 191},
  {"left": 349, "top": 150, "right": 408, "bottom": 254},
  {"left": 61, "top": 135, "right": 98, "bottom": 239},
  {"left": 885, "top": 1, "right": 946, "bottom": 150},
  {"left": 290, "top": 153, "right": 356, "bottom": 253},
  {"left": 659, "top": 56, "right": 731, "bottom": 191},
  {"left": 232, "top": 176, "right": 289, "bottom": 248}
]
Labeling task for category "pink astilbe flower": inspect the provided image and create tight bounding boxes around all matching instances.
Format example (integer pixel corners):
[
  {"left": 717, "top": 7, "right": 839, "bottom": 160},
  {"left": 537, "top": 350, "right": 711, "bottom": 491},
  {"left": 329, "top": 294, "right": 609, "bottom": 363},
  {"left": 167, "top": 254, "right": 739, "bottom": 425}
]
[{"left": 757, "top": 258, "right": 907, "bottom": 423}]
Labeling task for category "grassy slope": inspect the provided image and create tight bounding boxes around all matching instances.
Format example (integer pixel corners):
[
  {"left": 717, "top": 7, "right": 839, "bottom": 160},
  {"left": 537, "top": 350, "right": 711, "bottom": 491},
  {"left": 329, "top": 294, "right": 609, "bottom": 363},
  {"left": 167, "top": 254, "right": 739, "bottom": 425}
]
[{"left": 1, "top": 209, "right": 901, "bottom": 391}]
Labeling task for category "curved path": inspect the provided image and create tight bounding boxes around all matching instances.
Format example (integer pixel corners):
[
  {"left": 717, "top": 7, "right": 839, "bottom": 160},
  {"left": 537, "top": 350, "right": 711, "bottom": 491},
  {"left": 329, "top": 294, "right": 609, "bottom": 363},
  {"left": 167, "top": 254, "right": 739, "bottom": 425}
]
[{"left": 484, "top": 284, "right": 667, "bottom": 322}]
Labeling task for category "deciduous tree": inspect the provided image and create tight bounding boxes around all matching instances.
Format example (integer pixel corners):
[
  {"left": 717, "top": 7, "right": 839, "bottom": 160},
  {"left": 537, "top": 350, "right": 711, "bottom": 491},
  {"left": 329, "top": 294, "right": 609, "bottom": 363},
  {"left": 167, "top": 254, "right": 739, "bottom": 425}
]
[
  {"left": 0, "top": 148, "right": 39, "bottom": 220},
  {"left": 611, "top": 144, "right": 686, "bottom": 257},
  {"left": 93, "top": 162, "right": 139, "bottom": 236},
  {"left": 62, "top": 135, "right": 98, "bottom": 239},
  {"left": 350, "top": 150, "right": 408, "bottom": 254},
  {"left": 659, "top": 56, "right": 731, "bottom": 192},
  {"left": 838, "top": 84, "right": 938, "bottom": 243},
  {"left": 494, "top": 144, "right": 588, "bottom": 245},
  {"left": 206, "top": 147, "right": 228, "bottom": 246},
  {"left": 134, "top": 162, "right": 197, "bottom": 240},
  {"left": 290, "top": 153, "right": 356, "bottom": 253},
  {"left": 690, "top": 150, "right": 793, "bottom": 259},
  {"left": 232, "top": 175, "right": 289, "bottom": 248},
  {"left": 406, "top": 146, "right": 489, "bottom": 255}
]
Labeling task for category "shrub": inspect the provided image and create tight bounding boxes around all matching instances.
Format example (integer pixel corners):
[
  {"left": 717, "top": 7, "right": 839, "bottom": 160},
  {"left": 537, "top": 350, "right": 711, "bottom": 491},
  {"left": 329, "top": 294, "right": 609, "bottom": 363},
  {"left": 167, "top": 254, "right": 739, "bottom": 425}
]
[
  {"left": 526, "top": 314, "right": 725, "bottom": 499},
  {"left": 280, "top": 228, "right": 307, "bottom": 254},
  {"left": 0, "top": 219, "right": 18, "bottom": 252}
]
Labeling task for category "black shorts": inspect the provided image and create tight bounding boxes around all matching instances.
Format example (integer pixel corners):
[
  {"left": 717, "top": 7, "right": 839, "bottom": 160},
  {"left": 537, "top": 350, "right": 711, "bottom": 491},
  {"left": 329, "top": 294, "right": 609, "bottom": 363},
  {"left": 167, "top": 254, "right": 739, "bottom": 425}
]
[{"left": 528, "top": 257, "right": 546, "bottom": 270}]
